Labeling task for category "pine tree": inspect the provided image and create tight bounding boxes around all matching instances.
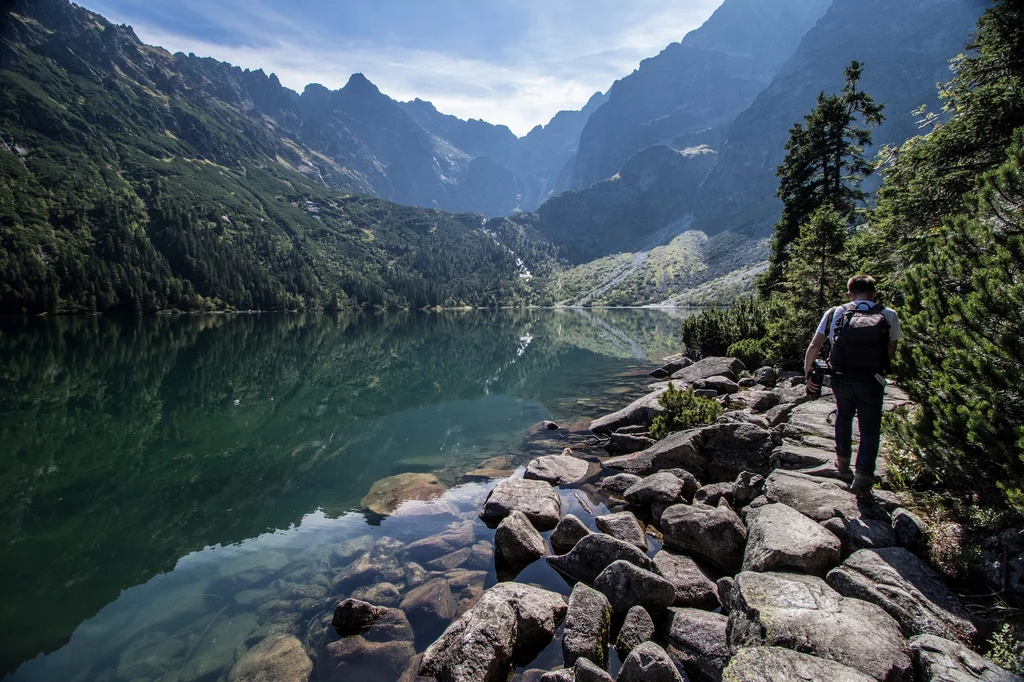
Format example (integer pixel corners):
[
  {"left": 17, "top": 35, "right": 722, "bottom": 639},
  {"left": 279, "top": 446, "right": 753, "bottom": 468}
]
[{"left": 761, "top": 61, "right": 884, "bottom": 295}]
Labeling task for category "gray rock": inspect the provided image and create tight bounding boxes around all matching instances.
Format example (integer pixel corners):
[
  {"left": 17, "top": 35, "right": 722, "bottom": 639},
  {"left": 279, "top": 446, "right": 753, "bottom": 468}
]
[
  {"left": 400, "top": 578, "right": 456, "bottom": 634},
  {"left": 547, "top": 533, "right": 652, "bottom": 585},
  {"left": 601, "top": 473, "right": 643, "bottom": 496},
  {"left": 623, "top": 472, "right": 684, "bottom": 506},
  {"left": 349, "top": 583, "right": 403, "bottom": 608},
  {"left": 671, "top": 357, "right": 746, "bottom": 383},
  {"left": 595, "top": 511, "right": 647, "bottom": 552},
  {"left": 332, "top": 599, "right": 388, "bottom": 637},
  {"left": 550, "top": 514, "right": 592, "bottom": 554},
  {"left": 692, "top": 375, "right": 740, "bottom": 394},
  {"left": 765, "top": 470, "right": 882, "bottom": 522},
  {"left": 332, "top": 535, "right": 375, "bottom": 563},
  {"left": 665, "top": 608, "right": 729, "bottom": 682},
  {"left": 322, "top": 637, "right": 415, "bottom": 682},
  {"left": 480, "top": 477, "right": 562, "bottom": 530},
  {"left": 693, "top": 389, "right": 719, "bottom": 399},
  {"left": 525, "top": 454, "right": 591, "bottom": 485},
  {"left": 746, "top": 391, "right": 782, "bottom": 412},
  {"left": 362, "top": 607, "right": 415, "bottom": 644},
  {"left": 693, "top": 482, "right": 734, "bottom": 506},
  {"left": 575, "top": 658, "right": 614, "bottom": 682},
  {"left": 765, "top": 403, "right": 797, "bottom": 427},
  {"left": 589, "top": 388, "right": 668, "bottom": 435},
  {"left": 563, "top": 583, "right": 611, "bottom": 670},
  {"left": 332, "top": 537, "right": 406, "bottom": 590},
  {"left": 743, "top": 503, "right": 842, "bottom": 577},
  {"left": 664, "top": 469, "right": 700, "bottom": 500},
  {"left": 754, "top": 367, "right": 779, "bottom": 385},
  {"left": 822, "top": 516, "right": 899, "bottom": 552},
  {"left": 605, "top": 433, "right": 657, "bottom": 455},
  {"left": 771, "top": 443, "right": 835, "bottom": 470},
  {"left": 617, "top": 605, "right": 656, "bottom": 658},
  {"left": 826, "top": 548, "right": 978, "bottom": 641},
  {"left": 404, "top": 562, "right": 430, "bottom": 589},
  {"left": 722, "top": 647, "right": 876, "bottom": 682},
  {"left": 486, "top": 582, "right": 569, "bottom": 652},
  {"left": 418, "top": 592, "right": 517, "bottom": 682},
  {"left": 722, "top": 571, "right": 912, "bottom": 682},
  {"left": 892, "top": 508, "right": 926, "bottom": 550},
  {"left": 909, "top": 634, "right": 1024, "bottom": 682},
  {"left": 652, "top": 550, "right": 719, "bottom": 609},
  {"left": 541, "top": 670, "right": 576, "bottom": 682},
  {"left": 617, "top": 641, "right": 685, "bottom": 682},
  {"left": 495, "top": 510, "right": 548, "bottom": 567},
  {"left": 733, "top": 471, "right": 765, "bottom": 508},
  {"left": 738, "top": 377, "right": 758, "bottom": 388},
  {"left": 660, "top": 503, "right": 748, "bottom": 572},
  {"left": 593, "top": 560, "right": 676, "bottom": 615}
]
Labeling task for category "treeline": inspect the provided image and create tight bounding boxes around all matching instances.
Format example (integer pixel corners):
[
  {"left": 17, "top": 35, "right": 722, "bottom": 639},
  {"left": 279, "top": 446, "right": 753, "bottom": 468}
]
[
  {"left": 0, "top": 4, "right": 557, "bottom": 314},
  {"left": 682, "top": 0, "right": 1024, "bottom": 514}
]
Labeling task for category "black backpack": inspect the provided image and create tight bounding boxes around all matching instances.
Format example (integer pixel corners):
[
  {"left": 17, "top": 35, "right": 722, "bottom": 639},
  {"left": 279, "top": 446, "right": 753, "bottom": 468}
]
[{"left": 827, "top": 302, "right": 891, "bottom": 376}]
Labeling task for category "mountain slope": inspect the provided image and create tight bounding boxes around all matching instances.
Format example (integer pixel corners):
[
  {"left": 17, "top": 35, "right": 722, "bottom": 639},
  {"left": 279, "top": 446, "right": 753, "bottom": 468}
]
[
  {"left": 0, "top": 0, "right": 556, "bottom": 313},
  {"left": 692, "top": 0, "right": 988, "bottom": 236}
]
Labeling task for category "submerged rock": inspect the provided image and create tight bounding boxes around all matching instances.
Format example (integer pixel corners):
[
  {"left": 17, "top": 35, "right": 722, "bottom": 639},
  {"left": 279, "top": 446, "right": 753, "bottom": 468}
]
[
  {"left": 563, "top": 582, "right": 612, "bottom": 670},
  {"left": 546, "top": 533, "right": 652, "bottom": 585},
  {"left": 321, "top": 638, "right": 416, "bottom": 682},
  {"left": 360, "top": 473, "right": 447, "bottom": 515},
  {"left": 400, "top": 578, "right": 456, "bottom": 634},
  {"left": 332, "top": 599, "right": 388, "bottom": 637},
  {"left": 722, "top": 647, "right": 875, "bottom": 682},
  {"left": 402, "top": 522, "right": 476, "bottom": 562},
  {"left": 479, "top": 477, "right": 562, "bottom": 530}
]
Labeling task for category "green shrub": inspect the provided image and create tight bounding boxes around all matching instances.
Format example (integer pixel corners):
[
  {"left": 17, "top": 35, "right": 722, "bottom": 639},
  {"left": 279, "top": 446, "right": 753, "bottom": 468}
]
[
  {"left": 988, "top": 623, "right": 1024, "bottom": 674},
  {"left": 649, "top": 382, "right": 724, "bottom": 439},
  {"left": 726, "top": 338, "right": 769, "bottom": 369},
  {"left": 681, "top": 297, "right": 771, "bottom": 359}
]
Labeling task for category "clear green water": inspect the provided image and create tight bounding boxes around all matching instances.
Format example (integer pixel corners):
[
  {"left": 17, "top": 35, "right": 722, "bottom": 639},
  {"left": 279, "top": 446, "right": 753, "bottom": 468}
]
[{"left": 0, "top": 309, "right": 691, "bottom": 681}]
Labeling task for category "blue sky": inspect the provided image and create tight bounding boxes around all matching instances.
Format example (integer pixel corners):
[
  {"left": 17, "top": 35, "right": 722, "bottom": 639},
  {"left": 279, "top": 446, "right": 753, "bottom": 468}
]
[{"left": 82, "top": 0, "right": 725, "bottom": 135}]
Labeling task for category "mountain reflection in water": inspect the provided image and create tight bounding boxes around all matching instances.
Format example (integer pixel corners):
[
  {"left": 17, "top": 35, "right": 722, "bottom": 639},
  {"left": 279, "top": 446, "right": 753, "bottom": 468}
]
[{"left": 0, "top": 308, "right": 693, "bottom": 679}]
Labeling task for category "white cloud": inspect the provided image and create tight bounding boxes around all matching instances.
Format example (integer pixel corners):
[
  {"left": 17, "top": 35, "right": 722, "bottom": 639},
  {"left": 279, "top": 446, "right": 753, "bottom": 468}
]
[{"left": 88, "top": 0, "right": 724, "bottom": 135}]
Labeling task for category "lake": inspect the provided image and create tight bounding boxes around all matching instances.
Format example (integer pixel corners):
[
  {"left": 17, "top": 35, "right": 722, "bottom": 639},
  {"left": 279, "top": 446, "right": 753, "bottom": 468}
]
[{"left": 0, "top": 309, "right": 692, "bottom": 681}]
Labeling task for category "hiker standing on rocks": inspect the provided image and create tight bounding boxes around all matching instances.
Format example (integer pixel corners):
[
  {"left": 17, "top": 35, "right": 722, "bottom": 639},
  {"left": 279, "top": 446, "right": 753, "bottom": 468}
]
[{"left": 803, "top": 274, "right": 903, "bottom": 498}]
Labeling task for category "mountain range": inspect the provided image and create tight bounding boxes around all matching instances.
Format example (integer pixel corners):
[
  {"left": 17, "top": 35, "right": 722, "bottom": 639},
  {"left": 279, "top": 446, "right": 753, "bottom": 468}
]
[{"left": 0, "top": 0, "right": 988, "bottom": 312}]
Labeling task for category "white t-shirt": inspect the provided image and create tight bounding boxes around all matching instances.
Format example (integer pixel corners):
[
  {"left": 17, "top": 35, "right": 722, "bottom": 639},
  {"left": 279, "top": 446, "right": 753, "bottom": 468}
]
[{"left": 815, "top": 301, "right": 903, "bottom": 342}]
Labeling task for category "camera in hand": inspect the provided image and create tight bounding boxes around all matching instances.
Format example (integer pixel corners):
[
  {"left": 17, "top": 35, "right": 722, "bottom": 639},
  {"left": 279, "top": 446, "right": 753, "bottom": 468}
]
[{"left": 807, "top": 359, "right": 830, "bottom": 399}]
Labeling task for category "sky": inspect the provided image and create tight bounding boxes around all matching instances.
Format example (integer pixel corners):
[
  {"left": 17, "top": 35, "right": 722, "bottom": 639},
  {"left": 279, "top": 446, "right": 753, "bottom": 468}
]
[{"left": 81, "top": 0, "right": 725, "bottom": 136}]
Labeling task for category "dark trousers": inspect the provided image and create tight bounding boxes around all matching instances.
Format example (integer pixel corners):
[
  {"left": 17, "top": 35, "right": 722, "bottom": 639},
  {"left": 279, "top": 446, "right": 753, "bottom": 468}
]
[{"left": 831, "top": 374, "right": 885, "bottom": 477}]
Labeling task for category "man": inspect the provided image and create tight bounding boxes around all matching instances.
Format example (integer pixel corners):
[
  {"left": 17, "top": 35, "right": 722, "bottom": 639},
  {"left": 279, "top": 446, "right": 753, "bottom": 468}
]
[{"left": 804, "top": 274, "right": 902, "bottom": 498}]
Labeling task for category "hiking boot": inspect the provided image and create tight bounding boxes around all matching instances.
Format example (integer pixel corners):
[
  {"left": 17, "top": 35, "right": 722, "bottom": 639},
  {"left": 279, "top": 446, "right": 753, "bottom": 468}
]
[{"left": 850, "top": 474, "right": 873, "bottom": 499}]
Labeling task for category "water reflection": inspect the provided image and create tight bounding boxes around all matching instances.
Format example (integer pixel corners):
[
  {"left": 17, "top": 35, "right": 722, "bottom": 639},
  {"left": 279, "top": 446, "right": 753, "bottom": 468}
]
[{"left": 0, "top": 309, "right": 691, "bottom": 678}]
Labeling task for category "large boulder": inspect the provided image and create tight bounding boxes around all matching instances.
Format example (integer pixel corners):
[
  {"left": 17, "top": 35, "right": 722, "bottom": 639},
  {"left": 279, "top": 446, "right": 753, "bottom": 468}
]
[
  {"left": 908, "top": 634, "right": 1024, "bottom": 682},
  {"left": 660, "top": 503, "right": 748, "bottom": 572},
  {"left": 550, "top": 514, "right": 591, "bottom": 554},
  {"left": 743, "top": 503, "right": 842, "bottom": 577},
  {"left": 617, "top": 641, "right": 685, "bottom": 682},
  {"left": 722, "top": 647, "right": 876, "bottom": 682},
  {"left": 229, "top": 635, "right": 312, "bottom": 682},
  {"left": 562, "top": 583, "right": 612, "bottom": 670},
  {"left": 495, "top": 510, "right": 548, "bottom": 567},
  {"left": 826, "top": 548, "right": 978, "bottom": 641},
  {"left": 821, "top": 516, "right": 899, "bottom": 553},
  {"left": 671, "top": 357, "right": 746, "bottom": 383},
  {"left": 595, "top": 511, "right": 647, "bottom": 552},
  {"left": 589, "top": 388, "right": 668, "bottom": 434},
  {"left": 765, "top": 470, "right": 886, "bottom": 522},
  {"left": 770, "top": 443, "right": 835, "bottom": 470},
  {"left": 479, "top": 477, "right": 562, "bottom": 530},
  {"left": 722, "top": 571, "right": 912, "bottom": 682},
  {"left": 546, "top": 533, "right": 652, "bottom": 585},
  {"left": 623, "top": 472, "right": 685, "bottom": 506},
  {"left": 607, "top": 423, "right": 774, "bottom": 480},
  {"left": 360, "top": 473, "right": 446, "bottom": 515},
  {"left": 575, "top": 658, "right": 615, "bottom": 682},
  {"left": 652, "top": 550, "right": 719, "bottom": 609},
  {"left": 524, "top": 454, "right": 590, "bottom": 485},
  {"left": 746, "top": 391, "right": 782, "bottom": 413},
  {"left": 754, "top": 367, "right": 779, "bottom": 385},
  {"left": 692, "top": 375, "right": 740, "bottom": 395},
  {"left": 604, "top": 432, "right": 657, "bottom": 455},
  {"left": 601, "top": 473, "right": 643, "bottom": 496},
  {"left": 593, "top": 560, "right": 677, "bottom": 615},
  {"left": 617, "top": 605, "right": 656, "bottom": 658},
  {"left": 665, "top": 608, "right": 729, "bottom": 682},
  {"left": 892, "top": 508, "right": 926, "bottom": 550},
  {"left": 419, "top": 583, "right": 568, "bottom": 682}
]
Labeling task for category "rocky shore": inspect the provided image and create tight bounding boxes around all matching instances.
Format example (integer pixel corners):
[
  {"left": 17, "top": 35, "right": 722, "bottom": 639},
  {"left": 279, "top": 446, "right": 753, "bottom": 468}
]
[{"left": 225, "top": 355, "right": 1021, "bottom": 682}]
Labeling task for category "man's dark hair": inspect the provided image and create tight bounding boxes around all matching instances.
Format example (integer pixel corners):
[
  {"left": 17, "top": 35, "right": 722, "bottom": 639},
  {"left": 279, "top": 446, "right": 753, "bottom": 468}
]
[{"left": 848, "top": 274, "right": 877, "bottom": 295}]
